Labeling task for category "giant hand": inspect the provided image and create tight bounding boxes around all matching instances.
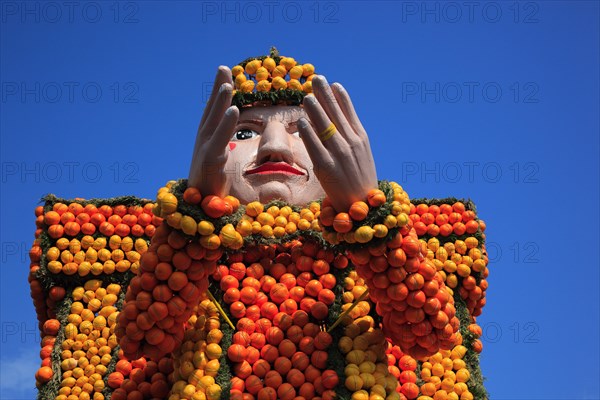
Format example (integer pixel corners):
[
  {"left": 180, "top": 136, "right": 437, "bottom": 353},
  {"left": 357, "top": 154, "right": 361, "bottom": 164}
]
[
  {"left": 188, "top": 66, "right": 239, "bottom": 197},
  {"left": 298, "top": 76, "right": 378, "bottom": 211}
]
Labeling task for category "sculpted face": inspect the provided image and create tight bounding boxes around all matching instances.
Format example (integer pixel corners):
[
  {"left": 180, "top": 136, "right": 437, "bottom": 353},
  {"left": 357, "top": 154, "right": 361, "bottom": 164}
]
[{"left": 225, "top": 105, "right": 326, "bottom": 206}]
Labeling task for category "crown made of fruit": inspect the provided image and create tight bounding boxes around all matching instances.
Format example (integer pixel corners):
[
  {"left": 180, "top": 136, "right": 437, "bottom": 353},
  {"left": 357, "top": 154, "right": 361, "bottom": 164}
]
[{"left": 231, "top": 46, "right": 316, "bottom": 108}]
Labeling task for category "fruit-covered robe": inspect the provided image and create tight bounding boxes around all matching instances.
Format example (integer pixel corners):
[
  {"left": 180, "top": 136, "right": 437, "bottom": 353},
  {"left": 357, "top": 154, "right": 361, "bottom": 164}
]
[
  {"left": 31, "top": 179, "right": 488, "bottom": 400},
  {"left": 110, "top": 178, "right": 484, "bottom": 400}
]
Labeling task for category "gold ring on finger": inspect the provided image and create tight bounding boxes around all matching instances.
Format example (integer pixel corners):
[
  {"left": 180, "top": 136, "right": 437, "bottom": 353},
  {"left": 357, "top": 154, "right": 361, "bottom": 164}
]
[{"left": 318, "top": 123, "right": 336, "bottom": 142}]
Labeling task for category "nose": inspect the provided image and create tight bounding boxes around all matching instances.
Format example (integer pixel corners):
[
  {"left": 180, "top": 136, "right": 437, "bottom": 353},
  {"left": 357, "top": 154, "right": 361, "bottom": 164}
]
[{"left": 256, "top": 120, "right": 294, "bottom": 165}]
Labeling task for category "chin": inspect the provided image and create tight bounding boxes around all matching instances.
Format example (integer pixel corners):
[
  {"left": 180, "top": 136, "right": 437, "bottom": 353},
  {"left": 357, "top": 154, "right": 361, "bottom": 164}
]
[
  {"left": 256, "top": 181, "right": 297, "bottom": 203},
  {"left": 232, "top": 176, "right": 325, "bottom": 206}
]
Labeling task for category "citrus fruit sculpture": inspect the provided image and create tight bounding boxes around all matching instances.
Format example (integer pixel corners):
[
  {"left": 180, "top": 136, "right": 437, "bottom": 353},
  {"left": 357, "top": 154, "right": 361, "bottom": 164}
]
[{"left": 28, "top": 50, "right": 490, "bottom": 400}]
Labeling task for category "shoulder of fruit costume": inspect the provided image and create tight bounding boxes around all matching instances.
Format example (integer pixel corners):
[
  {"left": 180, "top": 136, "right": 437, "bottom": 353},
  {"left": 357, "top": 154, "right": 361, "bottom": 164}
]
[
  {"left": 153, "top": 179, "right": 334, "bottom": 251},
  {"left": 318, "top": 180, "right": 413, "bottom": 247}
]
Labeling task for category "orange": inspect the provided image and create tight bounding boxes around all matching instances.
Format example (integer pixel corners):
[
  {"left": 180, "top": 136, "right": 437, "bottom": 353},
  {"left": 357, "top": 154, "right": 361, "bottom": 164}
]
[
  {"left": 182, "top": 187, "right": 202, "bottom": 204},
  {"left": 35, "top": 366, "right": 53, "bottom": 383},
  {"left": 201, "top": 196, "right": 227, "bottom": 218},
  {"left": 333, "top": 213, "right": 353, "bottom": 233},
  {"left": 367, "top": 189, "right": 386, "bottom": 207}
]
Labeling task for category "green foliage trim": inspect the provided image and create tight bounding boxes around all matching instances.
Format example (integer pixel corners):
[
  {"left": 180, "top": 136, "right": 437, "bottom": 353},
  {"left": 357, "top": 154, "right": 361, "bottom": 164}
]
[
  {"left": 37, "top": 296, "right": 73, "bottom": 400},
  {"left": 455, "top": 295, "right": 489, "bottom": 400}
]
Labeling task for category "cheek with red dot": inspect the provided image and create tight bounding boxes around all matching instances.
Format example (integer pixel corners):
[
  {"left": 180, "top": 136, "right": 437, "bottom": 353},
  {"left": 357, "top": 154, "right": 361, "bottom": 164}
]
[{"left": 229, "top": 142, "right": 237, "bottom": 151}]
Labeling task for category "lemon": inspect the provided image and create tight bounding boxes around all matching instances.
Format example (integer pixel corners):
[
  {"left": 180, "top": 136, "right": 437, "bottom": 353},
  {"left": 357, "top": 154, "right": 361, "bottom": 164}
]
[
  {"left": 236, "top": 220, "right": 253, "bottom": 236},
  {"left": 245, "top": 59, "right": 261, "bottom": 74},
  {"left": 256, "top": 80, "right": 271, "bottom": 92},
  {"left": 234, "top": 73, "right": 247, "bottom": 88},
  {"left": 354, "top": 226, "right": 374, "bottom": 243},
  {"left": 181, "top": 215, "right": 198, "bottom": 236},
  {"left": 302, "top": 63, "right": 315, "bottom": 76},
  {"left": 263, "top": 57, "right": 276, "bottom": 71},
  {"left": 219, "top": 224, "right": 237, "bottom": 245},
  {"left": 345, "top": 364, "right": 360, "bottom": 376},
  {"left": 289, "top": 65, "right": 303, "bottom": 79},
  {"left": 240, "top": 80, "right": 255, "bottom": 93},
  {"left": 84, "top": 280, "right": 102, "bottom": 292},
  {"left": 346, "top": 349, "right": 366, "bottom": 365},
  {"left": 260, "top": 225, "right": 273, "bottom": 238},
  {"left": 197, "top": 220, "right": 215, "bottom": 235},
  {"left": 359, "top": 372, "right": 375, "bottom": 388},
  {"left": 280, "top": 57, "right": 296, "bottom": 70},
  {"left": 232, "top": 65, "right": 244, "bottom": 76},
  {"left": 200, "top": 234, "right": 220, "bottom": 250},
  {"left": 272, "top": 76, "right": 287, "bottom": 90},
  {"left": 345, "top": 375, "right": 364, "bottom": 391},
  {"left": 272, "top": 65, "right": 287, "bottom": 78},
  {"left": 255, "top": 67, "right": 269, "bottom": 81},
  {"left": 246, "top": 201, "right": 263, "bottom": 217},
  {"left": 159, "top": 192, "right": 178, "bottom": 214},
  {"left": 287, "top": 79, "right": 302, "bottom": 90},
  {"left": 373, "top": 224, "right": 388, "bottom": 238},
  {"left": 302, "top": 81, "right": 313, "bottom": 93}
]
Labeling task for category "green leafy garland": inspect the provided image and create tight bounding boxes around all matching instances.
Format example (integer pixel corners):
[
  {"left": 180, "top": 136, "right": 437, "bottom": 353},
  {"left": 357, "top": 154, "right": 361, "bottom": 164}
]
[
  {"left": 102, "top": 289, "right": 127, "bottom": 400},
  {"left": 232, "top": 89, "right": 306, "bottom": 109},
  {"left": 169, "top": 179, "right": 333, "bottom": 251},
  {"left": 455, "top": 296, "right": 489, "bottom": 400},
  {"left": 327, "top": 263, "right": 353, "bottom": 400},
  {"left": 209, "top": 281, "right": 233, "bottom": 400}
]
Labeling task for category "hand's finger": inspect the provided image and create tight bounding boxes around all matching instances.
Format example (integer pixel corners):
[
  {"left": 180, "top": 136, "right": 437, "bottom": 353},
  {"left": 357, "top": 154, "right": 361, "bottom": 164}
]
[
  {"left": 297, "top": 117, "right": 335, "bottom": 181},
  {"left": 312, "top": 76, "right": 355, "bottom": 141},
  {"left": 330, "top": 82, "right": 368, "bottom": 140},
  {"left": 192, "top": 67, "right": 232, "bottom": 158},
  {"left": 303, "top": 95, "right": 348, "bottom": 154},
  {"left": 199, "top": 66, "right": 233, "bottom": 128},
  {"left": 188, "top": 106, "right": 238, "bottom": 190},
  {"left": 191, "top": 82, "right": 233, "bottom": 158},
  {"left": 206, "top": 106, "right": 240, "bottom": 159},
  {"left": 201, "top": 83, "right": 234, "bottom": 141}
]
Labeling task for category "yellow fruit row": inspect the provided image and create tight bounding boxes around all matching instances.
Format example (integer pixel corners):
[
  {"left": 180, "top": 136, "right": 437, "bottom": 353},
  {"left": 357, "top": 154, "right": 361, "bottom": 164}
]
[
  {"left": 168, "top": 299, "right": 223, "bottom": 400},
  {"left": 55, "top": 281, "right": 122, "bottom": 400},
  {"left": 155, "top": 181, "right": 324, "bottom": 249},
  {"left": 415, "top": 344, "right": 474, "bottom": 400},
  {"left": 157, "top": 180, "right": 409, "bottom": 249},
  {"left": 45, "top": 235, "right": 148, "bottom": 276},
  {"left": 231, "top": 57, "right": 316, "bottom": 94},
  {"left": 321, "top": 182, "right": 412, "bottom": 246},
  {"left": 338, "top": 275, "right": 401, "bottom": 400},
  {"left": 421, "top": 236, "right": 489, "bottom": 293},
  {"left": 240, "top": 201, "right": 322, "bottom": 238}
]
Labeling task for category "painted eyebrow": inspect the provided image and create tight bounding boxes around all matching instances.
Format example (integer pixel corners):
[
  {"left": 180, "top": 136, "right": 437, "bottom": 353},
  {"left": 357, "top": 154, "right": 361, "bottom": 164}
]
[
  {"left": 238, "top": 118, "right": 299, "bottom": 130},
  {"left": 238, "top": 118, "right": 264, "bottom": 126}
]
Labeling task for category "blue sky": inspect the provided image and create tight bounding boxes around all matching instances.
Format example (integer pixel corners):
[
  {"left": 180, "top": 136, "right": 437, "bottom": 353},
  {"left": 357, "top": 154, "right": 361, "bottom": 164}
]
[{"left": 1, "top": 1, "right": 599, "bottom": 399}]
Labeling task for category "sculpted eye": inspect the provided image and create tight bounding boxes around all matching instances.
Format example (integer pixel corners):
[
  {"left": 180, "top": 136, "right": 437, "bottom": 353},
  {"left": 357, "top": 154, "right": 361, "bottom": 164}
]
[{"left": 232, "top": 129, "right": 259, "bottom": 141}]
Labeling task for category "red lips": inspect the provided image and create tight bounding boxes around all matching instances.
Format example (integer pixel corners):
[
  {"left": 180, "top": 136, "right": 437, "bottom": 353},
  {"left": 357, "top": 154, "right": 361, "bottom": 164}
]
[{"left": 246, "top": 162, "right": 305, "bottom": 176}]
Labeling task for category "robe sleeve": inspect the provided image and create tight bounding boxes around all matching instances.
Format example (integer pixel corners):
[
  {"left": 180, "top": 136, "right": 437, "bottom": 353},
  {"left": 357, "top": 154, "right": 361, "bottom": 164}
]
[
  {"left": 116, "top": 179, "right": 232, "bottom": 361},
  {"left": 318, "top": 180, "right": 460, "bottom": 360}
]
